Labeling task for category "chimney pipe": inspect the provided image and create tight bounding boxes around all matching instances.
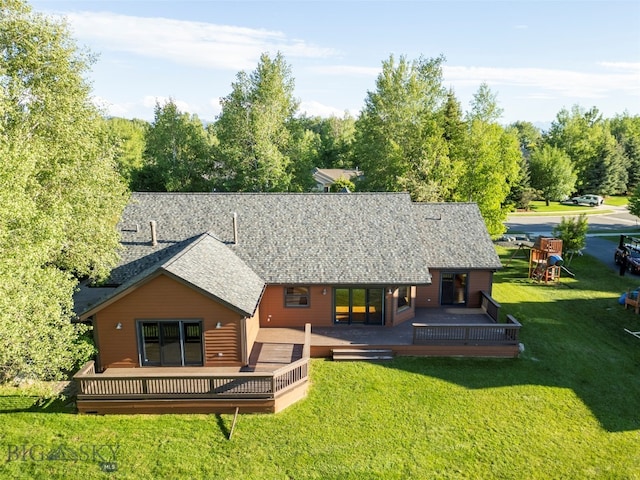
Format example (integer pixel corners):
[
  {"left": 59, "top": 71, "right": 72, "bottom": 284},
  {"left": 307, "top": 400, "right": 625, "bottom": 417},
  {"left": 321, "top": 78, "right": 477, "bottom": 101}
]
[
  {"left": 150, "top": 220, "right": 157, "bottom": 246},
  {"left": 232, "top": 213, "right": 238, "bottom": 245}
]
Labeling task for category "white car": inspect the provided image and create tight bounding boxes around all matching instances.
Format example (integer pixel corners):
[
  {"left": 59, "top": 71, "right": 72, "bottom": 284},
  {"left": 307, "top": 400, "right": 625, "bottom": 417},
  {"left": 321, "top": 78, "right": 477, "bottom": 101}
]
[{"left": 571, "top": 194, "right": 604, "bottom": 206}]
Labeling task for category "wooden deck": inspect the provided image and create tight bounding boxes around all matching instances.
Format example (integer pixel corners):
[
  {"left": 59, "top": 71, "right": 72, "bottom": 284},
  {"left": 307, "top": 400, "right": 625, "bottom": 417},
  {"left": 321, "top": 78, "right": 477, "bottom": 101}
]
[
  {"left": 75, "top": 325, "right": 312, "bottom": 415},
  {"left": 74, "top": 301, "right": 521, "bottom": 415},
  {"left": 254, "top": 307, "right": 520, "bottom": 359}
]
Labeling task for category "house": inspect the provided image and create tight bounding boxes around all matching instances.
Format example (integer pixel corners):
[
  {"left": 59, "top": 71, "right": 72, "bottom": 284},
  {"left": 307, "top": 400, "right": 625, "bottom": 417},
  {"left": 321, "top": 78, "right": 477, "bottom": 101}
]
[
  {"left": 312, "top": 168, "right": 364, "bottom": 192},
  {"left": 74, "top": 192, "right": 511, "bottom": 414}
]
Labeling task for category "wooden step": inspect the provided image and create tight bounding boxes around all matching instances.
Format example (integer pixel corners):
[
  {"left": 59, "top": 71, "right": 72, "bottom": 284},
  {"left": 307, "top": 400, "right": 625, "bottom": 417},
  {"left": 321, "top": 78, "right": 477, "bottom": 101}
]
[{"left": 332, "top": 348, "right": 394, "bottom": 361}]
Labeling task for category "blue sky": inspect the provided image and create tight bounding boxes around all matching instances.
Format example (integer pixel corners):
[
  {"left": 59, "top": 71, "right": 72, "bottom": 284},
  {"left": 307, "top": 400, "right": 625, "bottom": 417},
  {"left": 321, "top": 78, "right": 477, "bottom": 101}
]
[{"left": 31, "top": 0, "right": 640, "bottom": 125}]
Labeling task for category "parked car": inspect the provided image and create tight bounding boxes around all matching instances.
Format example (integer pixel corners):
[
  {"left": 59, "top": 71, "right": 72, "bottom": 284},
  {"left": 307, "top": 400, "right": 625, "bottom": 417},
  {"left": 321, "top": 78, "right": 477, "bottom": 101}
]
[
  {"left": 615, "top": 243, "right": 640, "bottom": 274},
  {"left": 571, "top": 194, "right": 603, "bottom": 206}
]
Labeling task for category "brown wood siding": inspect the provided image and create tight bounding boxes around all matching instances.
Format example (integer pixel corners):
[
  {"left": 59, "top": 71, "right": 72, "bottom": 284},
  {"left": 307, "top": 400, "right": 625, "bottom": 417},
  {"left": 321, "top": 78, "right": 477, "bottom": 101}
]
[
  {"left": 416, "top": 270, "right": 494, "bottom": 308},
  {"left": 416, "top": 272, "right": 442, "bottom": 308},
  {"left": 94, "top": 274, "right": 244, "bottom": 370},
  {"left": 391, "top": 286, "right": 416, "bottom": 326},
  {"left": 245, "top": 307, "right": 260, "bottom": 364},
  {"left": 259, "top": 285, "right": 333, "bottom": 327}
]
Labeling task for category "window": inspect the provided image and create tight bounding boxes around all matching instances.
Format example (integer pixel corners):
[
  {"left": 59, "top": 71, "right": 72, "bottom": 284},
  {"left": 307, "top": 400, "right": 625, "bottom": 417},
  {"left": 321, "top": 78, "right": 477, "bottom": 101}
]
[
  {"left": 397, "top": 286, "right": 411, "bottom": 310},
  {"left": 138, "top": 320, "right": 203, "bottom": 366},
  {"left": 284, "top": 286, "right": 310, "bottom": 307}
]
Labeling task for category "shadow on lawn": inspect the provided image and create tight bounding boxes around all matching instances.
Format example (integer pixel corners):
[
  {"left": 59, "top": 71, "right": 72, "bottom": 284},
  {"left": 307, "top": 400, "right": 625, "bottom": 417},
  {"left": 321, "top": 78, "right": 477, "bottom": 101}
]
[
  {"left": 383, "top": 295, "right": 640, "bottom": 433},
  {"left": 0, "top": 394, "right": 75, "bottom": 414}
]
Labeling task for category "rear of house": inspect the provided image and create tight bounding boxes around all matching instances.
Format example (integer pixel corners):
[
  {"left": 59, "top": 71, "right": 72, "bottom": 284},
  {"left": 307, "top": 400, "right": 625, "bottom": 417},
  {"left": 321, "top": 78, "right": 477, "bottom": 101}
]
[{"left": 77, "top": 192, "right": 502, "bottom": 372}]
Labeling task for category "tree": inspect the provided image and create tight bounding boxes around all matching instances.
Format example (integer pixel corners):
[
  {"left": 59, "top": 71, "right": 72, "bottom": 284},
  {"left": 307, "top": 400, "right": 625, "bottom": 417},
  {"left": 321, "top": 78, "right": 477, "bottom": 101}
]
[
  {"left": 454, "top": 84, "right": 521, "bottom": 236},
  {"left": 0, "top": 1, "right": 128, "bottom": 381},
  {"left": 330, "top": 176, "right": 356, "bottom": 192},
  {"left": 214, "top": 52, "right": 298, "bottom": 192},
  {"left": 353, "top": 54, "right": 453, "bottom": 201},
  {"left": 545, "top": 105, "right": 628, "bottom": 195},
  {"left": 104, "top": 117, "right": 148, "bottom": 188},
  {"left": 610, "top": 113, "right": 640, "bottom": 192},
  {"left": 140, "top": 99, "right": 214, "bottom": 192},
  {"left": 552, "top": 214, "right": 589, "bottom": 263},
  {"left": 627, "top": 183, "right": 640, "bottom": 218},
  {"left": 529, "top": 145, "right": 576, "bottom": 205},
  {"left": 287, "top": 123, "right": 321, "bottom": 192}
]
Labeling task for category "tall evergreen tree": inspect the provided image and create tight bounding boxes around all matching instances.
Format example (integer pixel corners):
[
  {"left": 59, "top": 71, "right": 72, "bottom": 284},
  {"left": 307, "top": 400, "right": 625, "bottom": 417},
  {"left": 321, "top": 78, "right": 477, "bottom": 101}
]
[{"left": 610, "top": 113, "right": 640, "bottom": 192}]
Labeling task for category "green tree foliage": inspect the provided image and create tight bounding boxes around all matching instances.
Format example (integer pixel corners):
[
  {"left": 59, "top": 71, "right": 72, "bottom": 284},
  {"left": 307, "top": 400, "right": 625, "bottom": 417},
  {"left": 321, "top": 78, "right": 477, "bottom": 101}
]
[
  {"left": 137, "top": 99, "right": 214, "bottom": 192},
  {"left": 552, "top": 214, "right": 589, "bottom": 256},
  {"left": 546, "top": 105, "right": 628, "bottom": 195},
  {"left": 104, "top": 117, "right": 148, "bottom": 188},
  {"left": 510, "top": 121, "right": 542, "bottom": 156},
  {"left": 297, "top": 114, "right": 356, "bottom": 169},
  {"left": 353, "top": 55, "right": 452, "bottom": 201},
  {"left": 0, "top": 1, "right": 128, "bottom": 381},
  {"left": 287, "top": 123, "right": 321, "bottom": 192},
  {"left": 529, "top": 145, "right": 576, "bottom": 205},
  {"left": 215, "top": 52, "right": 298, "bottom": 191},
  {"left": 610, "top": 113, "right": 640, "bottom": 192},
  {"left": 455, "top": 84, "right": 521, "bottom": 235},
  {"left": 329, "top": 176, "right": 356, "bottom": 192},
  {"left": 627, "top": 183, "right": 640, "bottom": 218}
]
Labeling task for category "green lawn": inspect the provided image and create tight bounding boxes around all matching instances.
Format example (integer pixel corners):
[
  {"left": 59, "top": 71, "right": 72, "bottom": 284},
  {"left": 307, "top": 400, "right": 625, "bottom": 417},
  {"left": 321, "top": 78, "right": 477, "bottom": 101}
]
[
  {"left": 514, "top": 195, "right": 629, "bottom": 215},
  {"left": 1, "top": 249, "right": 639, "bottom": 479}
]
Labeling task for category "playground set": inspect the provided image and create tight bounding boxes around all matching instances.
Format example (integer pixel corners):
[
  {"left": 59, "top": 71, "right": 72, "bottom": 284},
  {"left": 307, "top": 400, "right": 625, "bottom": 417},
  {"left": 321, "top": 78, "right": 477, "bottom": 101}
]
[{"left": 507, "top": 235, "right": 639, "bottom": 340}]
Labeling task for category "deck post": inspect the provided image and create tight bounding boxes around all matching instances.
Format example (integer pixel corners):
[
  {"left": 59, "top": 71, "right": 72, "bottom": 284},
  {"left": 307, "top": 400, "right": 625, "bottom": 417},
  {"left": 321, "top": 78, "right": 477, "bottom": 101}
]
[{"left": 228, "top": 407, "right": 240, "bottom": 440}]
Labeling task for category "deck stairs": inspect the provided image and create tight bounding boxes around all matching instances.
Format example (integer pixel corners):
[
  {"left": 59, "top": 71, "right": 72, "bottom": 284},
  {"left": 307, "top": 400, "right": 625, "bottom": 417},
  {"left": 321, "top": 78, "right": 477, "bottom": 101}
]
[{"left": 331, "top": 348, "right": 394, "bottom": 361}]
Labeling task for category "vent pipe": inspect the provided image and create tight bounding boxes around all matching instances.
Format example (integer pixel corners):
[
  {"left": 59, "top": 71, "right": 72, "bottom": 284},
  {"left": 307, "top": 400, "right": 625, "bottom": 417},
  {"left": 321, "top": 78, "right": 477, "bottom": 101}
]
[
  {"left": 150, "top": 220, "right": 157, "bottom": 246},
  {"left": 232, "top": 212, "right": 238, "bottom": 245}
]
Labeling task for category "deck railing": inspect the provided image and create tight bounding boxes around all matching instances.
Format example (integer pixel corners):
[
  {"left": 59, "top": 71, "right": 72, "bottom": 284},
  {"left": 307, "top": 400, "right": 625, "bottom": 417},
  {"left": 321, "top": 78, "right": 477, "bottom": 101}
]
[
  {"left": 74, "top": 323, "right": 312, "bottom": 402},
  {"left": 480, "top": 291, "right": 501, "bottom": 322},
  {"left": 412, "top": 314, "right": 521, "bottom": 346}
]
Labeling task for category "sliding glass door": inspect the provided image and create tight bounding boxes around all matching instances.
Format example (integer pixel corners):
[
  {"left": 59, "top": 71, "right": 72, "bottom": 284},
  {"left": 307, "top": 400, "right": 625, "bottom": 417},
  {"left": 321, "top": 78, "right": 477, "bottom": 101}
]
[
  {"left": 334, "top": 288, "right": 384, "bottom": 325},
  {"left": 139, "top": 320, "right": 203, "bottom": 366}
]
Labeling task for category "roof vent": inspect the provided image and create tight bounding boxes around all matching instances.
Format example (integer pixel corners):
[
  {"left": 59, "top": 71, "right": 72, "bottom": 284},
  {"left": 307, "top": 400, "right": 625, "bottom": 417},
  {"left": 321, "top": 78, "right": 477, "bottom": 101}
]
[
  {"left": 150, "top": 220, "right": 158, "bottom": 246},
  {"left": 232, "top": 213, "right": 238, "bottom": 245}
]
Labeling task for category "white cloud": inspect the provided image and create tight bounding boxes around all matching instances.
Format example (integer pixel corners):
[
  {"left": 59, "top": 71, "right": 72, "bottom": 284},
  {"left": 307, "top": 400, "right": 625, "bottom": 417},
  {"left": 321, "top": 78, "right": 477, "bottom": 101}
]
[
  {"left": 209, "top": 98, "right": 223, "bottom": 118},
  {"left": 298, "top": 100, "right": 358, "bottom": 118},
  {"left": 443, "top": 65, "right": 640, "bottom": 99},
  {"left": 142, "top": 96, "right": 193, "bottom": 114},
  {"left": 599, "top": 62, "right": 640, "bottom": 72},
  {"left": 64, "top": 12, "right": 337, "bottom": 71}
]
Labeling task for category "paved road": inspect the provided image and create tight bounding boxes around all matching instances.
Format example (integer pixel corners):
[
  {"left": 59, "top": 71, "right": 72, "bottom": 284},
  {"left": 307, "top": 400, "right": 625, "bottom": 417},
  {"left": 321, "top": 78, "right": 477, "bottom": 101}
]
[{"left": 505, "top": 204, "right": 640, "bottom": 272}]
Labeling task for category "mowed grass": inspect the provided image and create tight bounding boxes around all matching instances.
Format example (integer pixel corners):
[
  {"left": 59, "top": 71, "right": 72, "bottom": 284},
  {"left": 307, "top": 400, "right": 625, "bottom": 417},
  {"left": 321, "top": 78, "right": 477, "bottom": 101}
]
[
  {"left": 1, "top": 249, "right": 639, "bottom": 479},
  {"left": 515, "top": 195, "right": 628, "bottom": 215}
]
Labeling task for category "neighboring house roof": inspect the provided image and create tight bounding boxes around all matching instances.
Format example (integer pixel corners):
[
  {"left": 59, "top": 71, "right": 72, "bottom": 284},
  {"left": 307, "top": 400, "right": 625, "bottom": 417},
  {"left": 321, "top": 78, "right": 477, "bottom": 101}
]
[
  {"left": 312, "top": 168, "right": 363, "bottom": 187},
  {"left": 412, "top": 202, "right": 502, "bottom": 270}
]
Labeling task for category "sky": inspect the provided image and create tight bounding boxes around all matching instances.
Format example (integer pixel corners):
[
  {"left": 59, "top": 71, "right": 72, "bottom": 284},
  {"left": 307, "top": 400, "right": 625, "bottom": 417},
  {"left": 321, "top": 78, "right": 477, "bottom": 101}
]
[{"left": 30, "top": 0, "right": 640, "bottom": 126}]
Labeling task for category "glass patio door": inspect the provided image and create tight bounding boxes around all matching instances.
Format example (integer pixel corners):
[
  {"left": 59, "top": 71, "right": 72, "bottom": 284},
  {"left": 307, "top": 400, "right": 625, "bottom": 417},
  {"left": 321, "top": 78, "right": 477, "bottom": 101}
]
[
  {"left": 440, "top": 273, "right": 468, "bottom": 306},
  {"left": 139, "top": 320, "right": 203, "bottom": 366},
  {"left": 334, "top": 288, "right": 384, "bottom": 325}
]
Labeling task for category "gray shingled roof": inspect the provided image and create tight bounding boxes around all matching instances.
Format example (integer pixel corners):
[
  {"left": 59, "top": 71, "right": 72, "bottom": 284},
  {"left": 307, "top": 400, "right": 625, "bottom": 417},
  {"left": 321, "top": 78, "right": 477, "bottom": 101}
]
[
  {"left": 114, "top": 192, "right": 433, "bottom": 286},
  {"left": 161, "top": 233, "right": 265, "bottom": 316},
  {"left": 81, "top": 232, "right": 265, "bottom": 318},
  {"left": 79, "top": 193, "right": 500, "bottom": 317},
  {"left": 412, "top": 202, "right": 502, "bottom": 269}
]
